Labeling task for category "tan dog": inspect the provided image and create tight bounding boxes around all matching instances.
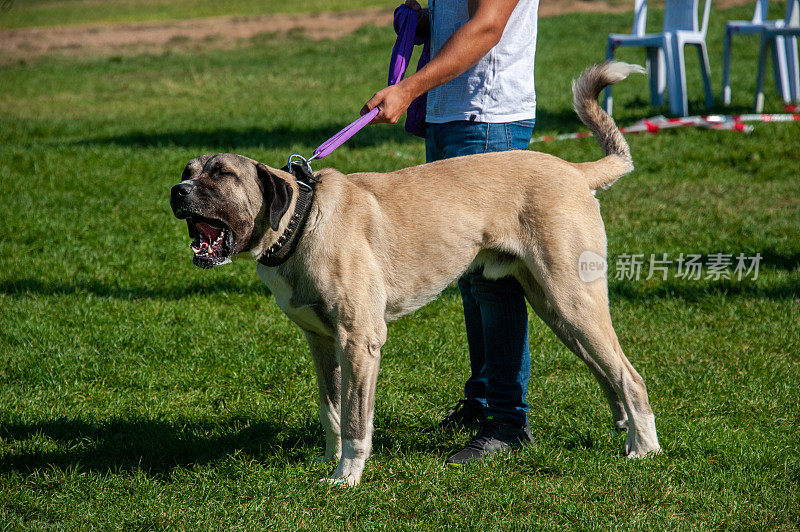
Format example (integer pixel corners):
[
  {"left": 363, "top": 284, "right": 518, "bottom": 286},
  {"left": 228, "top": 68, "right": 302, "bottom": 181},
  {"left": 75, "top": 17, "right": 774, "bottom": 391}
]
[{"left": 169, "top": 62, "right": 661, "bottom": 486}]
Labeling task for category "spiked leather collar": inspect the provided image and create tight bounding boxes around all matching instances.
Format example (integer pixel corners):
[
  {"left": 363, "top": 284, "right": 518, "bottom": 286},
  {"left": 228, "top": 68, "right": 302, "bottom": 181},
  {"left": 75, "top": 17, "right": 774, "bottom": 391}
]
[{"left": 257, "top": 164, "right": 316, "bottom": 268}]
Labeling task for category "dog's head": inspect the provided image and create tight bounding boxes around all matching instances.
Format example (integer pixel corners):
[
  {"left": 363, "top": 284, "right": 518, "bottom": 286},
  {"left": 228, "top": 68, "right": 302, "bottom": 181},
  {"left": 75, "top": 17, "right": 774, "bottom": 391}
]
[{"left": 169, "top": 153, "right": 293, "bottom": 268}]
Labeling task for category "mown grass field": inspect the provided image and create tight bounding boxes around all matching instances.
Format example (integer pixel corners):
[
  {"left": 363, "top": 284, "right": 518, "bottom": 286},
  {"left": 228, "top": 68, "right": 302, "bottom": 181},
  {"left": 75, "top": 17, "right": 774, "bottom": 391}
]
[
  {"left": 0, "top": 0, "right": 398, "bottom": 29},
  {"left": 1, "top": 2, "right": 798, "bottom": 529}
]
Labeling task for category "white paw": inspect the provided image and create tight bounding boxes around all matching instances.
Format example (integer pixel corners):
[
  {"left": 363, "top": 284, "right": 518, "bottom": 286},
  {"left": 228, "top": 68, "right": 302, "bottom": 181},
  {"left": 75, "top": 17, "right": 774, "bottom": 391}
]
[
  {"left": 624, "top": 415, "right": 660, "bottom": 457},
  {"left": 327, "top": 454, "right": 366, "bottom": 486},
  {"left": 319, "top": 475, "right": 359, "bottom": 487},
  {"left": 626, "top": 446, "right": 662, "bottom": 459},
  {"left": 624, "top": 431, "right": 661, "bottom": 457}
]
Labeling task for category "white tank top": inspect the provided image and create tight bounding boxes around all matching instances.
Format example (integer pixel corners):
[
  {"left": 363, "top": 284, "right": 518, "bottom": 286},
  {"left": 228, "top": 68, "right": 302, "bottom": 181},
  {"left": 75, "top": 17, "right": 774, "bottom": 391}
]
[{"left": 426, "top": 0, "right": 538, "bottom": 124}]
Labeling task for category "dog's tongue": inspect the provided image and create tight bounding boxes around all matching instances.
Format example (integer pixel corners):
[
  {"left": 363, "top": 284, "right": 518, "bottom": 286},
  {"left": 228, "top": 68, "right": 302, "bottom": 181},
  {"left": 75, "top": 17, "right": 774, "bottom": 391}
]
[{"left": 196, "top": 221, "right": 222, "bottom": 242}]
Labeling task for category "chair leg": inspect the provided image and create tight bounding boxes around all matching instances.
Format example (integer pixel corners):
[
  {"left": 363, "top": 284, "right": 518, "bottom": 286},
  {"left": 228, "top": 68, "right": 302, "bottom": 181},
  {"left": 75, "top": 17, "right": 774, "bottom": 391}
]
[
  {"left": 755, "top": 36, "right": 770, "bottom": 112},
  {"left": 697, "top": 43, "right": 714, "bottom": 110},
  {"left": 722, "top": 28, "right": 733, "bottom": 105},
  {"left": 785, "top": 35, "right": 800, "bottom": 101},
  {"left": 662, "top": 34, "right": 679, "bottom": 116},
  {"left": 646, "top": 47, "right": 666, "bottom": 107},
  {"left": 771, "top": 36, "right": 791, "bottom": 102},
  {"left": 605, "top": 40, "right": 615, "bottom": 115},
  {"left": 657, "top": 48, "right": 667, "bottom": 103},
  {"left": 670, "top": 37, "right": 689, "bottom": 116}
]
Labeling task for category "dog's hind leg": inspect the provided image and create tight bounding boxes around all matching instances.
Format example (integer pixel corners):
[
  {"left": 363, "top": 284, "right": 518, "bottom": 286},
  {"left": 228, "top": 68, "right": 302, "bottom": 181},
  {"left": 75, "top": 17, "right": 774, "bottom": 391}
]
[
  {"left": 325, "top": 315, "right": 386, "bottom": 486},
  {"left": 551, "top": 278, "right": 658, "bottom": 457},
  {"left": 305, "top": 331, "right": 342, "bottom": 463},
  {"left": 525, "top": 258, "right": 660, "bottom": 458},
  {"left": 516, "top": 273, "right": 628, "bottom": 431}
]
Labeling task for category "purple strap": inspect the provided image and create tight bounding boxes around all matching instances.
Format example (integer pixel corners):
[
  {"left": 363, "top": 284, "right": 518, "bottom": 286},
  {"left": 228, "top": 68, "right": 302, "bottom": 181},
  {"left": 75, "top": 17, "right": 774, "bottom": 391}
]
[
  {"left": 394, "top": 4, "right": 429, "bottom": 138},
  {"left": 312, "top": 107, "right": 379, "bottom": 160},
  {"left": 388, "top": 5, "right": 418, "bottom": 86},
  {"left": 311, "top": 5, "right": 428, "bottom": 160},
  {"left": 404, "top": 40, "right": 429, "bottom": 138}
]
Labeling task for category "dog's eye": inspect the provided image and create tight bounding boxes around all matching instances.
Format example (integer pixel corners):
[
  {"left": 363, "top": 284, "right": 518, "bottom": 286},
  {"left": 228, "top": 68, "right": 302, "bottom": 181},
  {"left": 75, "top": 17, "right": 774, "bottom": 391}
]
[{"left": 218, "top": 172, "right": 236, "bottom": 179}]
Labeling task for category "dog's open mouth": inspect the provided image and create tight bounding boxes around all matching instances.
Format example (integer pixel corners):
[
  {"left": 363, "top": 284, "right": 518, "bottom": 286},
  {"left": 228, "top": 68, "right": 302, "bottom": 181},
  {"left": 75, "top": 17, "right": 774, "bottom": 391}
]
[{"left": 180, "top": 214, "right": 235, "bottom": 268}]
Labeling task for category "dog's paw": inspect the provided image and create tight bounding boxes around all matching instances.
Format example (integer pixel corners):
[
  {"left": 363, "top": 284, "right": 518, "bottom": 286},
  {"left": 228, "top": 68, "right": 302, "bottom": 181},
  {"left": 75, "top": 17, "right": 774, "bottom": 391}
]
[
  {"left": 623, "top": 414, "right": 660, "bottom": 458},
  {"left": 319, "top": 475, "right": 359, "bottom": 487},
  {"left": 320, "top": 455, "right": 366, "bottom": 486},
  {"left": 626, "top": 446, "right": 662, "bottom": 459},
  {"left": 624, "top": 432, "right": 661, "bottom": 458}
]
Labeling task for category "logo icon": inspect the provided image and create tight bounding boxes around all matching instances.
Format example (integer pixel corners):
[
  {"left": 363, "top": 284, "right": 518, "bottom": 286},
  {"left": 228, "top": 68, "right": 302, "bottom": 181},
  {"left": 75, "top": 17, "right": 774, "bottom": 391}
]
[{"left": 578, "top": 251, "right": 607, "bottom": 282}]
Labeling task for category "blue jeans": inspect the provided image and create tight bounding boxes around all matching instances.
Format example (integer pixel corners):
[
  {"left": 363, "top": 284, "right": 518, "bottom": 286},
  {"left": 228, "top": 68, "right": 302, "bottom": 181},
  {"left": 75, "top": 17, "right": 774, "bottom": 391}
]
[{"left": 426, "top": 119, "right": 535, "bottom": 425}]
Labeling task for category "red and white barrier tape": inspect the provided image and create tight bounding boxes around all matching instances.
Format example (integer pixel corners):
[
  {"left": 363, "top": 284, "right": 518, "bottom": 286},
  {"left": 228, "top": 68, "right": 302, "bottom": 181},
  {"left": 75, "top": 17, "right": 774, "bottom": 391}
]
[{"left": 530, "top": 104, "right": 800, "bottom": 144}]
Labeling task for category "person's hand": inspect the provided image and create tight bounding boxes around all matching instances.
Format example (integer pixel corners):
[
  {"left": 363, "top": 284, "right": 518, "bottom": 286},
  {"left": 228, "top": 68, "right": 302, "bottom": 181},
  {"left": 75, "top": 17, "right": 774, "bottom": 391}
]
[{"left": 360, "top": 81, "right": 416, "bottom": 124}]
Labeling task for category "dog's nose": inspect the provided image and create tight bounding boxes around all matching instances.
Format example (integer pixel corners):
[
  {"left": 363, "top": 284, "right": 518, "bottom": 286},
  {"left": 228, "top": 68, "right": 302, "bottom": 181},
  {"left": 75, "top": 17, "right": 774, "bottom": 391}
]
[
  {"left": 170, "top": 181, "right": 195, "bottom": 214},
  {"left": 171, "top": 181, "right": 194, "bottom": 204},
  {"left": 172, "top": 181, "right": 194, "bottom": 198}
]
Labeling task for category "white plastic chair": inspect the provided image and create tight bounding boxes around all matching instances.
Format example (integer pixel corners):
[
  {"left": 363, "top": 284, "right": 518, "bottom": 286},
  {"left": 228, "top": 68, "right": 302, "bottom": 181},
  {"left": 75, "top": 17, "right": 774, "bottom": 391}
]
[
  {"left": 722, "top": 0, "right": 798, "bottom": 108},
  {"left": 754, "top": 0, "right": 800, "bottom": 111},
  {"left": 604, "top": 0, "right": 668, "bottom": 115},
  {"left": 665, "top": 0, "right": 714, "bottom": 116},
  {"left": 605, "top": 0, "right": 713, "bottom": 117}
]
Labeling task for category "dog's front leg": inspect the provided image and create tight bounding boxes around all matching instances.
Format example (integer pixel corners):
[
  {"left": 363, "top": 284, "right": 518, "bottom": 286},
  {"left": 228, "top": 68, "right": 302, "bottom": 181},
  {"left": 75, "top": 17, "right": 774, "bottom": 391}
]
[
  {"left": 305, "top": 331, "right": 342, "bottom": 463},
  {"left": 326, "top": 323, "right": 386, "bottom": 486}
]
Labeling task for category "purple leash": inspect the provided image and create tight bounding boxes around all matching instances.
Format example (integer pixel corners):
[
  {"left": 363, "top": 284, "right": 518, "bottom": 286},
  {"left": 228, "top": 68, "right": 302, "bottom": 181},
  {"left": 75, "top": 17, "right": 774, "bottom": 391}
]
[
  {"left": 308, "top": 107, "right": 380, "bottom": 161},
  {"left": 291, "top": 5, "right": 428, "bottom": 170}
]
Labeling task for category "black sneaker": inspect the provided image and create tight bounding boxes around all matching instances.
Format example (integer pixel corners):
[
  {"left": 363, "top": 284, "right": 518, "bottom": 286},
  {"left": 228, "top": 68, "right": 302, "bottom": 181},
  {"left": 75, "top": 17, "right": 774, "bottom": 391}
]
[
  {"left": 421, "top": 399, "right": 484, "bottom": 433},
  {"left": 445, "top": 417, "right": 533, "bottom": 465}
]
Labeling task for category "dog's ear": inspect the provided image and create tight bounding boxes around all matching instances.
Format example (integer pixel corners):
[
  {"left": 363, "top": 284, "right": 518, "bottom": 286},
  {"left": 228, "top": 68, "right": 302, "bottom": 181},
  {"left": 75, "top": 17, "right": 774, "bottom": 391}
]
[
  {"left": 256, "top": 163, "right": 294, "bottom": 231},
  {"left": 182, "top": 154, "right": 213, "bottom": 181}
]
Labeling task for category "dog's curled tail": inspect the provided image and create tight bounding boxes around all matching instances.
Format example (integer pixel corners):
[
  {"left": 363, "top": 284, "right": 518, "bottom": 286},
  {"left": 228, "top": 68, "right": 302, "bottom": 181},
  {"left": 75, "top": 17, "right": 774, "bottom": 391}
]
[{"left": 572, "top": 61, "right": 645, "bottom": 190}]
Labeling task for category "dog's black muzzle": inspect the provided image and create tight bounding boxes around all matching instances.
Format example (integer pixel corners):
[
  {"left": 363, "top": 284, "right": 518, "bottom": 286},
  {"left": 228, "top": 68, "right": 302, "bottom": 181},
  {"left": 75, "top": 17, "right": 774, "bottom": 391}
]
[{"left": 170, "top": 181, "right": 196, "bottom": 217}]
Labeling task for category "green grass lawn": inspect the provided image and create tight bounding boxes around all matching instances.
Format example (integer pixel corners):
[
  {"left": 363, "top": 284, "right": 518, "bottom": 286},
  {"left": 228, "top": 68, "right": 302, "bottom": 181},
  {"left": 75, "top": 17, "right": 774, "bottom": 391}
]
[
  {"left": 0, "top": 0, "right": 399, "bottom": 29},
  {"left": 1, "top": 2, "right": 799, "bottom": 529}
]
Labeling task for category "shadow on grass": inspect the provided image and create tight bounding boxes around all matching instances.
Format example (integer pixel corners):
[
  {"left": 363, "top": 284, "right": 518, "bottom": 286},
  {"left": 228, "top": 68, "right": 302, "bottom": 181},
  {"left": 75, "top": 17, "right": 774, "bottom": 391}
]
[
  {"left": 608, "top": 277, "right": 798, "bottom": 301},
  {"left": 69, "top": 99, "right": 764, "bottom": 151},
  {"left": 0, "top": 415, "right": 453, "bottom": 477},
  {"left": 69, "top": 122, "right": 418, "bottom": 151},
  {"left": 606, "top": 246, "right": 800, "bottom": 301},
  {"left": 2, "top": 247, "right": 796, "bottom": 301},
  {"left": 0, "top": 416, "right": 320, "bottom": 477},
  {"left": 2, "top": 271, "right": 796, "bottom": 303},
  {"left": 441, "top": 276, "right": 798, "bottom": 301},
  {"left": 0, "top": 278, "right": 268, "bottom": 300}
]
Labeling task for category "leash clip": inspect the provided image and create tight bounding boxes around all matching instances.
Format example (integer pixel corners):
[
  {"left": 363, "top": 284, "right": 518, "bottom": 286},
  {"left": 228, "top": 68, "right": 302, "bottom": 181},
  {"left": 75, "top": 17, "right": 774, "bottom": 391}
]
[
  {"left": 287, "top": 153, "right": 314, "bottom": 175},
  {"left": 284, "top": 153, "right": 318, "bottom": 191}
]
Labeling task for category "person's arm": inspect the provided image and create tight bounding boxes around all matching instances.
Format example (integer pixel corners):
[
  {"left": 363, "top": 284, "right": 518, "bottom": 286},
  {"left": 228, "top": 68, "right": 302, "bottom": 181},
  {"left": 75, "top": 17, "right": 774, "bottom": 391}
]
[{"left": 361, "top": 0, "right": 520, "bottom": 124}]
